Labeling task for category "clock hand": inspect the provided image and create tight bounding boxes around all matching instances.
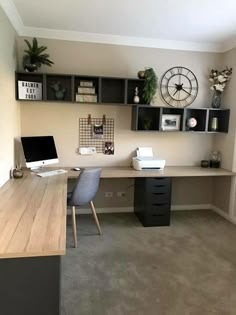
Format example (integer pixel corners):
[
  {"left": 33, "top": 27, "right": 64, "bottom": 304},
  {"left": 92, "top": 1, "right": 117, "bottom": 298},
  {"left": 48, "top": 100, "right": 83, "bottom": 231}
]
[
  {"left": 173, "top": 89, "right": 178, "bottom": 96},
  {"left": 182, "top": 88, "right": 191, "bottom": 95}
]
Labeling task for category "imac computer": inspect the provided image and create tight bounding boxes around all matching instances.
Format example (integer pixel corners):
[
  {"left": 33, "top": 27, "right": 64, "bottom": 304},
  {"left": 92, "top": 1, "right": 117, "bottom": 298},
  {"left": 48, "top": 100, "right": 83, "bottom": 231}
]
[{"left": 21, "top": 136, "right": 59, "bottom": 171}]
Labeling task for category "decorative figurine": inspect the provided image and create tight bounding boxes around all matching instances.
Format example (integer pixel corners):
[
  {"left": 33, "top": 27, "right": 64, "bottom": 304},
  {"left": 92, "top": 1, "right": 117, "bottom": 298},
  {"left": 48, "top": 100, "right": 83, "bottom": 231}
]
[
  {"left": 187, "top": 117, "right": 197, "bottom": 129},
  {"left": 51, "top": 81, "right": 66, "bottom": 100},
  {"left": 12, "top": 165, "right": 24, "bottom": 179},
  {"left": 133, "top": 87, "right": 140, "bottom": 104}
]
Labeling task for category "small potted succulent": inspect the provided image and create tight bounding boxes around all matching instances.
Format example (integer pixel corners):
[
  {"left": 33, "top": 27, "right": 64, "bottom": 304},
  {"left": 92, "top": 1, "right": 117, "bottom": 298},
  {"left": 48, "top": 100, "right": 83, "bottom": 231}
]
[{"left": 23, "top": 37, "right": 54, "bottom": 72}]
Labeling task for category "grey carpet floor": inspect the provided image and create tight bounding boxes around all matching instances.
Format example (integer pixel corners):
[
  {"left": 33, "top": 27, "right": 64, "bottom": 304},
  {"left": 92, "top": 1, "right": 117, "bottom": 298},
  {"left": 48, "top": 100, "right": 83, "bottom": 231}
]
[{"left": 61, "top": 211, "right": 236, "bottom": 315}]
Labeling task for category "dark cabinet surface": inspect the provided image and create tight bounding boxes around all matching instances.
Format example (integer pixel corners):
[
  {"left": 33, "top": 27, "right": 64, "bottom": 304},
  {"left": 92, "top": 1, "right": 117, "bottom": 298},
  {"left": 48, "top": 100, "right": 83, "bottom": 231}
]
[
  {"left": 15, "top": 72, "right": 145, "bottom": 106},
  {"left": 15, "top": 72, "right": 230, "bottom": 134},
  {"left": 131, "top": 105, "right": 230, "bottom": 133},
  {"left": 134, "top": 177, "right": 172, "bottom": 227}
]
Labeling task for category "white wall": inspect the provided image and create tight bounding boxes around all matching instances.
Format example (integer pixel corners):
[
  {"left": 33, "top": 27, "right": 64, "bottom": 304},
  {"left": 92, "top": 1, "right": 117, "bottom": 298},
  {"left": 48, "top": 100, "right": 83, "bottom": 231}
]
[{"left": 0, "top": 7, "right": 20, "bottom": 186}]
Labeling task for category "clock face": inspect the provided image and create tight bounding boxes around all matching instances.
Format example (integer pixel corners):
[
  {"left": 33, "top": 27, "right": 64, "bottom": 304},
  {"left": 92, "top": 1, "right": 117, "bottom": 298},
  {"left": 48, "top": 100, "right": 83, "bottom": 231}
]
[{"left": 160, "top": 66, "right": 198, "bottom": 107}]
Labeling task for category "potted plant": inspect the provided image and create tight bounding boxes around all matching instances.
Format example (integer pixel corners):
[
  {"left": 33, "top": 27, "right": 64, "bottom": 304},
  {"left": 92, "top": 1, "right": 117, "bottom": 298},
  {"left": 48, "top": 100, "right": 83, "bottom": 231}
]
[
  {"left": 142, "top": 68, "right": 158, "bottom": 104},
  {"left": 23, "top": 37, "right": 54, "bottom": 72}
]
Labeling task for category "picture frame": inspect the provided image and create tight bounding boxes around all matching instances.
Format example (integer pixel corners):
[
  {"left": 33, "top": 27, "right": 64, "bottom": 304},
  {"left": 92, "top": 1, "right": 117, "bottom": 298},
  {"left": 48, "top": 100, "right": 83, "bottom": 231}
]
[
  {"left": 92, "top": 124, "right": 104, "bottom": 138},
  {"left": 104, "top": 141, "right": 114, "bottom": 155},
  {"left": 161, "top": 114, "right": 181, "bottom": 131}
]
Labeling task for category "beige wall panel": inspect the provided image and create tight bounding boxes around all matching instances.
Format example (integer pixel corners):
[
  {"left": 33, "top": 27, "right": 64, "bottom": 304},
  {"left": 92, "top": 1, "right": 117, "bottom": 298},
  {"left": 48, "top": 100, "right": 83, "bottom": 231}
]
[
  {"left": 20, "top": 102, "right": 214, "bottom": 167},
  {"left": 213, "top": 48, "right": 236, "bottom": 171},
  {"left": 172, "top": 177, "right": 213, "bottom": 206},
  {"left": 17, "top": 37, "right": 225, "bottom": 208},
  {"left": 212, "top": 177, "right": 231, "bottom": 213},
  {"left": 68, "top": 177, "right": 213, "bottom": 210},
  {"left": 0, "top": 8, "right": 20, "bottom": 186}
]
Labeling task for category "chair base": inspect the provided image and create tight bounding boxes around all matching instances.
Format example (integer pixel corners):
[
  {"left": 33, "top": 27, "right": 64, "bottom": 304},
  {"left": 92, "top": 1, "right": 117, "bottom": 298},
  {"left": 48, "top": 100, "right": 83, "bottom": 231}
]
[{"left": 71, "top": 202, "right": 102, "bottom": 248}]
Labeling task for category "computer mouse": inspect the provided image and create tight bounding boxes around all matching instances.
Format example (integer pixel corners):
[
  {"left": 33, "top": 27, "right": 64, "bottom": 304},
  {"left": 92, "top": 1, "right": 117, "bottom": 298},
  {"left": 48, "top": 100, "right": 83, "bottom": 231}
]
[{"left": 72, "top": 167, "right": 80, "bottom": 171}]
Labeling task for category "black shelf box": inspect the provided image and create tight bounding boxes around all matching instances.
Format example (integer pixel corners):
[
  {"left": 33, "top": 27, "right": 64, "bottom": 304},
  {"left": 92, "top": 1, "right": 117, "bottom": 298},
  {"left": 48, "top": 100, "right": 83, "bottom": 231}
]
[
  {"left": 46, "top": 75, "right": 73, "bottom": 102},
  {"left": 101, "top": 78, "right": 125, "bottom": 104},
  {"left": 127, "top": 79, "right": 145, "bottom": 104}
]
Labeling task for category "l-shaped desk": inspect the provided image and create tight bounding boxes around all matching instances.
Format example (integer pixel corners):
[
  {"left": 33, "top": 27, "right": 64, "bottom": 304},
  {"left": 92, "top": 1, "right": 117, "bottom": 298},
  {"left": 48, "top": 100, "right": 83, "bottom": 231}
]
[{"left": 0, "top": 166, "right": 234, "bottom": 315}]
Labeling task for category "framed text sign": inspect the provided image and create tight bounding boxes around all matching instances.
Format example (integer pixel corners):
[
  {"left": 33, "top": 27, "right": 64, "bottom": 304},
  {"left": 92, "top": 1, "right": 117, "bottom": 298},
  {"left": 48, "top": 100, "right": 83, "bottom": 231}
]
[{"left": 18, "top": 81, "right": 42, "bottom": 100}]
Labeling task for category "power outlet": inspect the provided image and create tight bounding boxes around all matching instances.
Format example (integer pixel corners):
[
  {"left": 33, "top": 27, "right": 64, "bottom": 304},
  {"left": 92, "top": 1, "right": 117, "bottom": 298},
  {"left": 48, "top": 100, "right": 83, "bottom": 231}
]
[
  {"left": 117, "top": 192, "right": 126, "bottom": 197},
  {"left": 105, "top": 192, "right": 113, "bottom": 198}
]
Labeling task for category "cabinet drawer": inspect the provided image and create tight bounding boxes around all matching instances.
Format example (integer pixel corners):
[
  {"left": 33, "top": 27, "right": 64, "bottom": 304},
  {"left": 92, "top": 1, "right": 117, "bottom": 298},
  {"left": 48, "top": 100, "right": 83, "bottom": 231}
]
[
  {"left": 146, "top": 177, "right": 171, "bottom": 188},
  {"left": 147, "top": 184, "right": 170, "bottom": 194},
  {"left": 147, "top": 191, "right": 170, "bottom": 204},
  {"left": 147, "top": 202, "right": 170, "bottom": 213},
  {"left": 148, "top": 205, "right": 170, "bottom": 215},
  {"left": 144, "top": 213, "right": 170, "bottom": 227}
]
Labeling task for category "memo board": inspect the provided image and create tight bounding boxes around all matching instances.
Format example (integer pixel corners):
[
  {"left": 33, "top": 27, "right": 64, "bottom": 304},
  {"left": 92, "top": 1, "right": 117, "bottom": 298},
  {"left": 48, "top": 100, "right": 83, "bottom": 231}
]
[{"left": 79, "top": 117, "right": 114, "bottom": 153}]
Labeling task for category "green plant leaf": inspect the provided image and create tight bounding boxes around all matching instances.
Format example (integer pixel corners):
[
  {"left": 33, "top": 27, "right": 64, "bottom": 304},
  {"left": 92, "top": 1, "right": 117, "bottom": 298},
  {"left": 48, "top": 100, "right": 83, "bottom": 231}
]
[
  {"left": 22, "top": 37, "right": 54, "bottom": 69},
  {"left": 143, "top": 68, "right": 158, "bottom": 104}
]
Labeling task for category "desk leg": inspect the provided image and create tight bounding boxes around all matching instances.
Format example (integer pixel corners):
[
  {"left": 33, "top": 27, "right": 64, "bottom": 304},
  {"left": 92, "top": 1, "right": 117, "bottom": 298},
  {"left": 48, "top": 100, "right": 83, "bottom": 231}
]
[{"left": 0, "top": 256, "right": 61, "bottom": 315}]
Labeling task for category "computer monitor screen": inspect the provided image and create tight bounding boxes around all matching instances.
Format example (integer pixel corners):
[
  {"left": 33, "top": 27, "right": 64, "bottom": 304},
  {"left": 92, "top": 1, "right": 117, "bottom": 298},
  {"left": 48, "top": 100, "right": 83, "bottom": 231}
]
[{"left": 21, "top": 136, "right": 59, "bottom": 169}]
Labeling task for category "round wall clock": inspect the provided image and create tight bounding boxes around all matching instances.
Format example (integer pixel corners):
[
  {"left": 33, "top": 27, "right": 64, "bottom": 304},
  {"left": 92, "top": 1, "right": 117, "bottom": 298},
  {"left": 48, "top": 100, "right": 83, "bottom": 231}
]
[{"left": 160, "top": 66, "right": 198, "bottom": 107}]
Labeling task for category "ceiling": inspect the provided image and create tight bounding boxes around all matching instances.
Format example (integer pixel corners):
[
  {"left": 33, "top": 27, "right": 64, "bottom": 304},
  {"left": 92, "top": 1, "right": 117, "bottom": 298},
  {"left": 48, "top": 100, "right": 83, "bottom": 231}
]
[{"left": 1, "top": 0, "right": 236, "bottom": 52}]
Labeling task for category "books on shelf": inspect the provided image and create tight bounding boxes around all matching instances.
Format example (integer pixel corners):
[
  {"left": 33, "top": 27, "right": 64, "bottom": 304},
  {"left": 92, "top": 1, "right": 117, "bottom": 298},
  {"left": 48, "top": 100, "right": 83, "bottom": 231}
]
[
  {"left": 76, "top": 94, "right": 97, "bottom": 103},
  {"left": 76, "top": 80, "right": 97, "bottom": 103},
  {"left": 78, "top": 87, "right": 95, "bottom": 94},
  {"left": 80, "top": 80, "right": 93, "bottom": 87}
]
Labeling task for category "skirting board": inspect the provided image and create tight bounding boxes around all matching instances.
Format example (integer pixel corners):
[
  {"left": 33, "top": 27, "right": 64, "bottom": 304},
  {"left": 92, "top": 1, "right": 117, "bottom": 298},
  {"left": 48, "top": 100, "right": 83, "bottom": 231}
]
[
  {"left": 70, "top": 204, "right": 212, "bottom": 214},
  {"left": 69, "top": 204, "right": 236, "bottom": 226},
  {"left": 212, "top": 205, "right": 236, "bottom": 225}
]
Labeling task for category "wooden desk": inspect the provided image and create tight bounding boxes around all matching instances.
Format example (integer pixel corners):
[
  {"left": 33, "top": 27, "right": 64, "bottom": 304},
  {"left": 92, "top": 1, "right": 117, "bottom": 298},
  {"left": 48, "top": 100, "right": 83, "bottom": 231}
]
[
  {"left": 68, "top": 166, "right": 234, "bottom": 179},
  {"left": 0, "top": 166, "right": 234, "bottom": 315}
]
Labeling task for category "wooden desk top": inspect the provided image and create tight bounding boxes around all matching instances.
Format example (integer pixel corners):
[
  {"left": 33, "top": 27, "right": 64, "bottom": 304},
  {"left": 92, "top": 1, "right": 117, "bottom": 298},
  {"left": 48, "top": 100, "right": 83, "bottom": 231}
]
[
  {"left": 0, "top": 172, "right": 67, "bottom": 259},
  {"left": 68, "top": 166, "right": 235, "bottom": 179},
  {"left": 0, "top": 166, "right": 234, "bottom": 259}
]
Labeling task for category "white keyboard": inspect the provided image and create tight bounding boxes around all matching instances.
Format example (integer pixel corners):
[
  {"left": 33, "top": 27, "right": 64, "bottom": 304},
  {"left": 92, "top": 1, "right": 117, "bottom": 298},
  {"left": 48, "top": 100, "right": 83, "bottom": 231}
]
[{"left": 37, "top": 169, "right": 68, "bottom": 177}]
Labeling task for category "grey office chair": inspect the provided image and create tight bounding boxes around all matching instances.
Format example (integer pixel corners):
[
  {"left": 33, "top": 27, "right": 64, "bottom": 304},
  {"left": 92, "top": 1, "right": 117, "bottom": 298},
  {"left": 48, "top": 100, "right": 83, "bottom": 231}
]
[{"left": 67, "top": 168, "right": 102, "bottom": 248}]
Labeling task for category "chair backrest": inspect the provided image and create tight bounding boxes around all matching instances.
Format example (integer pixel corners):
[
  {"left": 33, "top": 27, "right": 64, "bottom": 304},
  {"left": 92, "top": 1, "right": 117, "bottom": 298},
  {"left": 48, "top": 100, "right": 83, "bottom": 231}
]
[{"left": 70, "top": 168, "right": 102, "bottom": 206}]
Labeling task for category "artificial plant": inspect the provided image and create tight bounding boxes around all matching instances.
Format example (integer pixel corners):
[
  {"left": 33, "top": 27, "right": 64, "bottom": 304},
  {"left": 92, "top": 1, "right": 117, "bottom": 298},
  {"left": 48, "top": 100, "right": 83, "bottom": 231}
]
[
  {"left": 143, "top": 68, "right": 158, "bottom": 104},
  {"left": 23, "top": 37, "right": 54, "bottom": 72}
]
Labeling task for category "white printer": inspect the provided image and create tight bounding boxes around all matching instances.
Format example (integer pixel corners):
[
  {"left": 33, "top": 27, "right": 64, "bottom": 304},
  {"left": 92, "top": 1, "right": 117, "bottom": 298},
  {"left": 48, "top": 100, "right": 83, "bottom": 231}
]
[{"left": 132, "top": 147, "right": 166, "bottom": 171}]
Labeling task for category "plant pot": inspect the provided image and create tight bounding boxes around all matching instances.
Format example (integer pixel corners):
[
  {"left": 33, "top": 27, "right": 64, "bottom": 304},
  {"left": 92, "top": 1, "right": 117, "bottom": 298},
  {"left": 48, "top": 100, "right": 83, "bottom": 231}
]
[
  {"left": 24, "top": 64, "right": 38, "bottom": 72},
  {"left": 211, "top": 91, "right": 221, "bottom": 108},
  {"left": 137, "top": 70, "right": 145, "bottom": 79}
]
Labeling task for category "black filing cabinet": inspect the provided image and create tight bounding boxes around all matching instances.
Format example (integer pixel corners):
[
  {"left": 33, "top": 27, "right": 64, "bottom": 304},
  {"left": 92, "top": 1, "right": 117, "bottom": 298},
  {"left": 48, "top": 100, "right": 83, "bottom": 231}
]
[{"left": 134, "top": 177, "right": 172, "bottom": 227}]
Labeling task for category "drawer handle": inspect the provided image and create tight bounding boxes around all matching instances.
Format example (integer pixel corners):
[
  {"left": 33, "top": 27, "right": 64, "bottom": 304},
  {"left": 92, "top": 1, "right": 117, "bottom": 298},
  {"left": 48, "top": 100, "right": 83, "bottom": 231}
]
[
  {"left": 154, "top": 185, "right": 165, "bottom": 188},
  {"left": 151, "top": 214, "right": 166, "bottom": 217},
  {"left": 152, "top": 192, "right": 165, "bottom": 196},
  {"left": 153, "top": 178, "right": 166, "bottom": 180},
  {"left": 152, "top": 203, "right": 168, "bottom": 206}
]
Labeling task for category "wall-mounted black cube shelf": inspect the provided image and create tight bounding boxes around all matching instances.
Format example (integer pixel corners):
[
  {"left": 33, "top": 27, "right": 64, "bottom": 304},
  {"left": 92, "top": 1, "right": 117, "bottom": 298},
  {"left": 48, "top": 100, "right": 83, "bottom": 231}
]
[
  {"left": 207, "top": 109, "right": 230, "bottom": 133},
  {"left": 15, "top": 72, "right": 230, "bottom": 134},
  {"left": 132, "top": 105, "right": 160, "bottom": 131},
  {"left": 185, "top": 108, "right": 207, "bottom": 132},
  {"left": 46, "top": 75, "right": 73, "bottom": 102},
  {"left": 16, "top": 72, "right": 44, "bottom": 101},
  {"left": 100, "top": 78, "right": 125, "bottom": 104},
  {"left": 127, "top": 79, "right": 145, "bottom": 105},
  {"left": 131, "top": 106, "right": 230, "bottom": 133}
]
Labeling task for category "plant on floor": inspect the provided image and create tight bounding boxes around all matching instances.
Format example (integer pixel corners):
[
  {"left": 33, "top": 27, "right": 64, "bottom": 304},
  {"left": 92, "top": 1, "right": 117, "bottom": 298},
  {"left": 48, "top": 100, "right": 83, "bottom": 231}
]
[
  {"left": 143, "top": 68, "right": 158, "bottom": 104},
  {"left": 23, "top": 37, "right": 54, "bottom": 72}
]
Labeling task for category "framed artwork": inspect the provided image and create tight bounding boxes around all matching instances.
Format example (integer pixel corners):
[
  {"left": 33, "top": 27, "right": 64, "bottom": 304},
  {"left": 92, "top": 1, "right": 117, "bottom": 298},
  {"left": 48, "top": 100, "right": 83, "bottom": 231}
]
[
  {"left": 92, "top": 124, "right": 104, "bottom": 138},
  {"left": 161, "top": 114, "right": 181, "bottom": 131},
  {"left": 104, "top": 141, "right": 114, "bottom": 155}
]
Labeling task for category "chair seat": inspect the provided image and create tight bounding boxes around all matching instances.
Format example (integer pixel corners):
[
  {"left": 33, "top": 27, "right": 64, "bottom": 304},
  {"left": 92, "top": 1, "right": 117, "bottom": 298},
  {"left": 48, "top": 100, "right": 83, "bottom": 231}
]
[{"left": 67, "top": 168, "right": 102, "bottom": 247}]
